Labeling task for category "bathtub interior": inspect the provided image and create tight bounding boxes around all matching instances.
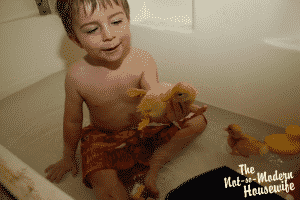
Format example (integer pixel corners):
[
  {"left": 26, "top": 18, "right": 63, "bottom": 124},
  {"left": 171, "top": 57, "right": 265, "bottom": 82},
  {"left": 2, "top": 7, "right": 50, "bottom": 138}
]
[
  {"left": 0, "top": 7, "right": 299, "bottom": 199},
  {"left": 0, "top": 68, "right": 298, "bottom": 199}
]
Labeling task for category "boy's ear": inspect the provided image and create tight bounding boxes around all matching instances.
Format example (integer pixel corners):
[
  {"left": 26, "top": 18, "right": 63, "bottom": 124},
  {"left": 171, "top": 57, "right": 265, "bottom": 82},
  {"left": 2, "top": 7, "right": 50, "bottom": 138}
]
[{"left": 127, "top": 88, "right": 147, "bottom": 97}]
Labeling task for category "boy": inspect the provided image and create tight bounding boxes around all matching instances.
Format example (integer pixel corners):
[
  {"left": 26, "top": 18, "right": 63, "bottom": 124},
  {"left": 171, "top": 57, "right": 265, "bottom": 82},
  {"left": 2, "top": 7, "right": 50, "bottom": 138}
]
[{"left": 44, "top": 0, "right": 208, "bottom": 199}]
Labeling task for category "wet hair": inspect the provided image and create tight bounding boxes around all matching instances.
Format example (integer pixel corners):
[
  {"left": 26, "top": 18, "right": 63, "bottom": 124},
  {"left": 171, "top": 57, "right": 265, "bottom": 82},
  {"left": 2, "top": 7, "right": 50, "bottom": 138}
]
[{"left": 56, "top": 0, "right": 130, "bottom": 42}]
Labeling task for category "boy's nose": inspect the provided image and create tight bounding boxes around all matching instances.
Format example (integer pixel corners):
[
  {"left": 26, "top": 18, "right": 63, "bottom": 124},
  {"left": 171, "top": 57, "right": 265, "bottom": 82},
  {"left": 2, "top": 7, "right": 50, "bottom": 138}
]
[{"left": 102, "top": 24, "right": 114, "bottom": 41}]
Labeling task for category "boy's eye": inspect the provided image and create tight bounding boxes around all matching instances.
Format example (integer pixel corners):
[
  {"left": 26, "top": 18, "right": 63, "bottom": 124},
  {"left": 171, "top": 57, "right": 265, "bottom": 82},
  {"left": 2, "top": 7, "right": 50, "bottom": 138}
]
[
  {"left": 87, "top": 28, "right": 98, "bottom": 34},
  {"left": 112, "top": 20, "right": 122, "bottom": 25},
  {"left": 85, "top": 21, "right": 123, "bottom": 34}
]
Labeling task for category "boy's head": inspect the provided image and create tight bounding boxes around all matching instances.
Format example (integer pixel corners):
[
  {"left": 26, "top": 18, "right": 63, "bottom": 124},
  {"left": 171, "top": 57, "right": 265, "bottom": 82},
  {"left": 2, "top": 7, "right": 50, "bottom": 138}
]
[{"left": 56, "top": 0, "right": 131, "bottom": 63}]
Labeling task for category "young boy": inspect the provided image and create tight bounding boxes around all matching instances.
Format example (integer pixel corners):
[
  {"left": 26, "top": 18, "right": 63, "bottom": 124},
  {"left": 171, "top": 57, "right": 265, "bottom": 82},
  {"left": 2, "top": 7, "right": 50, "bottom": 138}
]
[{"left": 44, "top": 0, "right": 208, "bottom": 199}]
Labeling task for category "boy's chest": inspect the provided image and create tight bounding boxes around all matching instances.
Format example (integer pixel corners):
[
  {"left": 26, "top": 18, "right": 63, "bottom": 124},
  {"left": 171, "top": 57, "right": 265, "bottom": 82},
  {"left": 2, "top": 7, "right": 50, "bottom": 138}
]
[{"left": 77, "top": 64, "right": 143, "bottom": 104}]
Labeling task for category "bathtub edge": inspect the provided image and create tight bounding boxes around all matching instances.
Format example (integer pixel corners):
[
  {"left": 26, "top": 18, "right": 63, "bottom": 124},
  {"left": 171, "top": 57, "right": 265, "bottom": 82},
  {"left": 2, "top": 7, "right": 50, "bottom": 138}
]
[{"left": 0, "top": 144, "right": 74, "bottom": 200}]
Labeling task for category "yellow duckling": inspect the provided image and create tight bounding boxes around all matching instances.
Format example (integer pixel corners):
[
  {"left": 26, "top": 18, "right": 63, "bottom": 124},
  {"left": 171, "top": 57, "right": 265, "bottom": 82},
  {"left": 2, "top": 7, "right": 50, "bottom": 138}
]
[{"left": 127, "top": 82, "right": 198, "bottom": 130}]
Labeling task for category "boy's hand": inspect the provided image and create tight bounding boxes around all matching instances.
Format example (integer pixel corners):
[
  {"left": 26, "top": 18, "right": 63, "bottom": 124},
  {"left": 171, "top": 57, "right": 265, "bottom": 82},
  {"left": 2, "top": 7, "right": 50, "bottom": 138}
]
[
  {"left": 165, "top": 100, "right": 208, "bottom": 123},
  {"left": 44, "top": 156, "right": 79, "bottom": 183},
  {"left": 148, "top": 102, "right": 208, "bottom": 125},
  {"left": 158, "top": 82, "right": 207, "bottom": 123}
]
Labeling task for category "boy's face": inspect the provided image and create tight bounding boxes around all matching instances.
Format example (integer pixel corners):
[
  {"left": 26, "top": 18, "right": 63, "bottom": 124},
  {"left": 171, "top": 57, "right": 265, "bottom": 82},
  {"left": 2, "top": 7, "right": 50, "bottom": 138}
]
[{"left": 72, "top": 1, "right": 131, "bottom": 63}]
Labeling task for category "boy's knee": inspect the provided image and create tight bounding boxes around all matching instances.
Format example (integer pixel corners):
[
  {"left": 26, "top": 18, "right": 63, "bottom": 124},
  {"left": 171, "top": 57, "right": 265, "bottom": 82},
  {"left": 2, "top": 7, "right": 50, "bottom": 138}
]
[
  {"left": 189, "top": 114, "right": 207, "bottom": 134},
  {"left": 89, "top": 169, "right": 120, "bottom": 188},
  {"left": 90, "top": 169, "right": 130, "bottom": 200}
]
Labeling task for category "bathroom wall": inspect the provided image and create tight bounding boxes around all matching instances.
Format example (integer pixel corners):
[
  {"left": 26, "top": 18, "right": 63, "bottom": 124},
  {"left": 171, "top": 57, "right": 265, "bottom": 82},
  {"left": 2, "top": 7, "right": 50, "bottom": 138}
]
[
  {"left": 1, "top": 0, "right": 299, "bottom": 128},
  {"left": 128, "top": 0, "right": 193, "bottom": 31},
  {"left": 0, "top": 0, "right": 39, "bottom": 24},
  {"left": 0, "top": 12, "right": 86, "bottom": 100},
  {"left": 129, "top": 0, "right": 300, "bottom": 128}
]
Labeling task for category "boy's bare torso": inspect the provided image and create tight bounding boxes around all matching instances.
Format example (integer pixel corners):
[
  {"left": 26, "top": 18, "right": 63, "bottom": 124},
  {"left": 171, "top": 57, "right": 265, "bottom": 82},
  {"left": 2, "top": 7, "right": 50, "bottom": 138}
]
[{"left": 70, "top": 47, "right": 145, "bottom": 132}]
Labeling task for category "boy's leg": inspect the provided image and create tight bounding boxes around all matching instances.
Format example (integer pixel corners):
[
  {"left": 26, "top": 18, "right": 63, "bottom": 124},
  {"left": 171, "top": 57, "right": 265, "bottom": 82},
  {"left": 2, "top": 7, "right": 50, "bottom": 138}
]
[
  {"left": 145, "top": 114, "right": 208, "bottom": 197},
  {"left": 89, "top": 169, "right": 133, "bottom": 200},
  {"left": 151, "top": 114, "right": 207, "bottom": 166}
]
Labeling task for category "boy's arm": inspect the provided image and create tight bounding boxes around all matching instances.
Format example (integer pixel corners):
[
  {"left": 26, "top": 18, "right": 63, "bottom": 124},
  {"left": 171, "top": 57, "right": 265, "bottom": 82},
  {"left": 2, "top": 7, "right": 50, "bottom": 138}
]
[
  {"left": 63, "top": 72, "right": 84, "bottom": 159},
  {"left": 140, "top": 52, "right": 160, "bottom": 91},
  {"left": 140, "top": 51, "right": 207, "bottom": 124}
]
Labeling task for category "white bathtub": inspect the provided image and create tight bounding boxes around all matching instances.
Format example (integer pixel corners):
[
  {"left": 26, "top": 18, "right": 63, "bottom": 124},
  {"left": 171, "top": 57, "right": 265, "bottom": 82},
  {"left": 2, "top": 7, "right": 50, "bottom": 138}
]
[
  {"left": 0, "top": 13, "right": 299, "bottom": 200},
  {"left": 1, "top": 68, "right": 298, "bottom": 200}
]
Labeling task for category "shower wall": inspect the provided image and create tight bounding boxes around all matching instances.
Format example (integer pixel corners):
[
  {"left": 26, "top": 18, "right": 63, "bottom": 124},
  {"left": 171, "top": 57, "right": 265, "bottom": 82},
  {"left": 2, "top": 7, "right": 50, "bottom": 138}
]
[{"left": 1, "top": 0, "right": 299, "bottom": 128}]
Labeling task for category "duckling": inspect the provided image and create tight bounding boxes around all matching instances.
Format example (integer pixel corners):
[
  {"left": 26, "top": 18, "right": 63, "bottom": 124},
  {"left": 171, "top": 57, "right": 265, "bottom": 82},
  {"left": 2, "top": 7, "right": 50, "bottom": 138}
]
[{"left": 127, "top": 82, "right": 198, "bottom": 130}]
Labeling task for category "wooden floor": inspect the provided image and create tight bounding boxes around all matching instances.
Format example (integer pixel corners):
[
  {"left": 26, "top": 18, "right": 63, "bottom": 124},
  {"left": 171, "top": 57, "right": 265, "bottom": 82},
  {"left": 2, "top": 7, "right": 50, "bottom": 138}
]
[{"left": 0, "top": 183, "right": 16, "bottom": 200}]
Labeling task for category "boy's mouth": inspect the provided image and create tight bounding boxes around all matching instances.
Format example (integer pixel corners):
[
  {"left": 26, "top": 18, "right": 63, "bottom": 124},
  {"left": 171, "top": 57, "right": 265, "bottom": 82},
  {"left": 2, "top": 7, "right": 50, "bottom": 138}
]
[{"left": 102, "top": 43, "right": 120, "bottom": 51}]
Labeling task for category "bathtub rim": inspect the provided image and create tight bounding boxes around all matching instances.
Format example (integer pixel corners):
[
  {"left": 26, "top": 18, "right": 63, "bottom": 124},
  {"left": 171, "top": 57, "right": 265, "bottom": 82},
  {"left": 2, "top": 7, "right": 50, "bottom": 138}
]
[{"left": 0, "top": 144, "right": 74, "bottom": 200}]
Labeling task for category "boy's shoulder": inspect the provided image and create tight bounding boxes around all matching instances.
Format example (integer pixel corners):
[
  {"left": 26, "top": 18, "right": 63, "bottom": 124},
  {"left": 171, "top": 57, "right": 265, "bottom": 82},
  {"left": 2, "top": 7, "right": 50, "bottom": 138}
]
[
  {"left": 65, "top": 58, "right": 87, "bottom": 83},
  {"left": 130, "top": 47, "right": 156, "bottom": 70},
  {"left": 131, "top": 47, "right": 153, "bottom": 60}
]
